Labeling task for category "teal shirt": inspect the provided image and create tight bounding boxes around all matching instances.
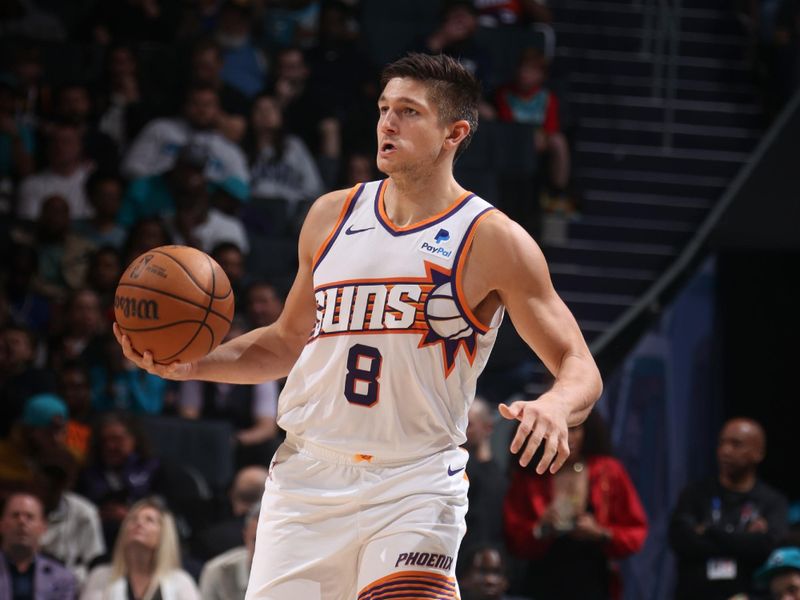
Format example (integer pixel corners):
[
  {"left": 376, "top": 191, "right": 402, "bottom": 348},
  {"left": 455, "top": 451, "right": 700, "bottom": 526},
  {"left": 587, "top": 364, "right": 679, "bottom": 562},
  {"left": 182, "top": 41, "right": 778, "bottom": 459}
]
[{"left": 118, "top": 175, "right": 174, "bottom": 227}]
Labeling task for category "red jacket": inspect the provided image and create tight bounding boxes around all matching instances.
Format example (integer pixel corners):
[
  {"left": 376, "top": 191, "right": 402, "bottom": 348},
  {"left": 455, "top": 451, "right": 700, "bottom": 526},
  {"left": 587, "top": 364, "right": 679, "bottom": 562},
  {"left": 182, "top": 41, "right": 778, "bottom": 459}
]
[{"left": 503, "top": 455, "right": 648, "bottom": 560}]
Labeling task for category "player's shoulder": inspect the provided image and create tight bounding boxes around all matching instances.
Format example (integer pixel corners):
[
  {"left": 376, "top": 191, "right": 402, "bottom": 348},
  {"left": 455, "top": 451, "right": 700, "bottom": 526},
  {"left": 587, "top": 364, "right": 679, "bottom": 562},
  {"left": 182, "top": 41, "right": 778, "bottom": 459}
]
[
  {"left": 471, "top": 209, "right": 541, "bottom": 255},
  {"left": 299, "top": 185, "right": 362, "bottom": 258},
  {"left": 302, "top": 186, "right": 353, "bottom": 232}
]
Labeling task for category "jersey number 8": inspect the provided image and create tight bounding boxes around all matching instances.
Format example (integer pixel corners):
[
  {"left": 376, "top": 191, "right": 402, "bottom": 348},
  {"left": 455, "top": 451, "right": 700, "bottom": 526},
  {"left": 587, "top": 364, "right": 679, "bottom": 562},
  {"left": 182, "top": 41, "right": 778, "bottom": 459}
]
[{"left": 344, "top": 344, "right": 382, "bottom": 407}]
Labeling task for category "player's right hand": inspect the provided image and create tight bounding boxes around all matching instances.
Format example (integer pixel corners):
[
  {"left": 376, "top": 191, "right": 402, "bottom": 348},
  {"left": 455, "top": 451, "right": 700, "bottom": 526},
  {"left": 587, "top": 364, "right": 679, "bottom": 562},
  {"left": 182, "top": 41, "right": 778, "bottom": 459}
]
[{"left": 113, "top": 322, "right": 194, "bottom": 381}]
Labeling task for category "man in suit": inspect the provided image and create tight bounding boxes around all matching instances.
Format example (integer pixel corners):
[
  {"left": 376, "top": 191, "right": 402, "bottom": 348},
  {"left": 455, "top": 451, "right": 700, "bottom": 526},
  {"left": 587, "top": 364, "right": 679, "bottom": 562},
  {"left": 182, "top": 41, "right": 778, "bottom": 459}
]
[{"left": 0, "top": 491, "right": 77, "bottom": 599}]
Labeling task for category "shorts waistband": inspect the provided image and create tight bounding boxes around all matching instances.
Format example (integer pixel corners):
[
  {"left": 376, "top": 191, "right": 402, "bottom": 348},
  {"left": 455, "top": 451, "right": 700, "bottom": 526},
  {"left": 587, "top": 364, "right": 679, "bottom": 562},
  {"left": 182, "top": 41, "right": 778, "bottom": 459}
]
[{"left": 284, "top": 433, "right": 438, "bottom": 466}]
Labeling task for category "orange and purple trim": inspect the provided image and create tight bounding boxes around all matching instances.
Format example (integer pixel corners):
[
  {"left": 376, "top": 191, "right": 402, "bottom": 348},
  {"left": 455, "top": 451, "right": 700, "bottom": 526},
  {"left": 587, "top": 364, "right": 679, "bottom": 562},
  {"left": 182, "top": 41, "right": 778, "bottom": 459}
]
[
  {"left": 374, "top": 179, "right": 474, "bottom": 236},
  {"left": 358, "top": 570, "right": 459, "bottom": 600},
  {"left": 451, "top": 207, "right": 497, "bottom": 335},
  {"left": 312, "top": 183, "right": 365, "bottom": 273}
]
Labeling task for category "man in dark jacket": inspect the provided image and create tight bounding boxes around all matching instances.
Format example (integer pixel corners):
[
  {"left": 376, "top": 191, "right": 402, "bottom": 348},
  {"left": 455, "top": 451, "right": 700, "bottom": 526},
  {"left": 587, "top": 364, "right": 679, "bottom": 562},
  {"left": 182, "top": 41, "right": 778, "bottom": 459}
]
[
  {"left": 0, "top": 491, "right": 77, "bottom": 599},
  {"left": 669, "top": 417, "right": 788, "bottom": 599}
]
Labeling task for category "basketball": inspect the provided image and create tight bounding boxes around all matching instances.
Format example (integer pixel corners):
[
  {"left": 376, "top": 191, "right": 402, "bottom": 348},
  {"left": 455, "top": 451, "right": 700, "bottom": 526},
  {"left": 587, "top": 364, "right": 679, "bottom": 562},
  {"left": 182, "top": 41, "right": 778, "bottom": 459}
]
[{"left": 114, "top": 245, "right": 235, "bottom": 364}]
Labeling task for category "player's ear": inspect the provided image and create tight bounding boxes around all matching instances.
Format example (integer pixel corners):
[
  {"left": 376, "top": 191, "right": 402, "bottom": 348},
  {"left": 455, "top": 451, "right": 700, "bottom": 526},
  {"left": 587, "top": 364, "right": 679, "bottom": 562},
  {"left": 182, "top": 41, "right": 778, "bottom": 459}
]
[{"left": 445, "top": 119, "right": 470, "bottom": 151}]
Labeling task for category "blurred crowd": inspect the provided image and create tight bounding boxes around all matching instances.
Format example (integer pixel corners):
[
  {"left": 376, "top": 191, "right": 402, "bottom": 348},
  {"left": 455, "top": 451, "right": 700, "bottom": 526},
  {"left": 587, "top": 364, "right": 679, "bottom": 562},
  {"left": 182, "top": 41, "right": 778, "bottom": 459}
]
[{"left": 0, "top": 0, "right": 798, "bottom": 599}]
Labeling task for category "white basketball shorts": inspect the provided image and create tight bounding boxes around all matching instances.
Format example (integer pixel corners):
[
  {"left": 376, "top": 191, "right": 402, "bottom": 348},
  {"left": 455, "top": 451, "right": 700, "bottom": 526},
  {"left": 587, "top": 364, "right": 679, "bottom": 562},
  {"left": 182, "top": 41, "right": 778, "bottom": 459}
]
[{"left": 245, "top": 433, "right": 470, "bottom": 600}]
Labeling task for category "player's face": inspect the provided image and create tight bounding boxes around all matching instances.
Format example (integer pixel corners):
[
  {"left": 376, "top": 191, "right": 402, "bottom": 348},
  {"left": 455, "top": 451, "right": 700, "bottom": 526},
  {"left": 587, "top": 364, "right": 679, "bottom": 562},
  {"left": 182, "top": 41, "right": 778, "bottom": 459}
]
[{"left": 376, "top": 77, "right": 450, "bottom": 176}]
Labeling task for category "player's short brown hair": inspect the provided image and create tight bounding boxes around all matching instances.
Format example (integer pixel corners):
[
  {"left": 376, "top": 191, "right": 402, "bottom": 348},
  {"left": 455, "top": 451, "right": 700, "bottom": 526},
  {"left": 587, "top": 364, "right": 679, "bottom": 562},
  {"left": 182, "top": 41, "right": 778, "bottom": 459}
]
[{"left": 380, "top": 53, "right": 481, "bottom": 159}]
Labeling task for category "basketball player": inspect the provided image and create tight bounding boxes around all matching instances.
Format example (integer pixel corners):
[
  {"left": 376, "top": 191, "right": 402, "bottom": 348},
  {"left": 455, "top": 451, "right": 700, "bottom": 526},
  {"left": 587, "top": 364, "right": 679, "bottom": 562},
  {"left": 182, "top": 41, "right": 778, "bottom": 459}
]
[{"left": 114, "top": 53, "right": 602, "bottom": 599}]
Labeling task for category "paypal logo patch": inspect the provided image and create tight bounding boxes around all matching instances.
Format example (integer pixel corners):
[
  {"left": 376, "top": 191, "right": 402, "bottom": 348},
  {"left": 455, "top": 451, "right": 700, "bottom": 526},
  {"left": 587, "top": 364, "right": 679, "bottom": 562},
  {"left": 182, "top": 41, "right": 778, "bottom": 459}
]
[
  {"left": 420, "top": 242, "right": 452, "bottom": 258},
  {"left": 418, "top": 228, "right": 453, "bottom": 259}
]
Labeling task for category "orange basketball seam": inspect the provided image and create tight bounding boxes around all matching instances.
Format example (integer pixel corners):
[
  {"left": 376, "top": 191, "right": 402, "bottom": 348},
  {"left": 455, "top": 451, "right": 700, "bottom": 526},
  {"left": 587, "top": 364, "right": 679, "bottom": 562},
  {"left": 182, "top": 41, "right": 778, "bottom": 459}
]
[
  {"left": 149, "top": 248, "right": 232, "bottom": 300},
  {"left": 159, "top": 322, "right": 214, "bottom": 363}
]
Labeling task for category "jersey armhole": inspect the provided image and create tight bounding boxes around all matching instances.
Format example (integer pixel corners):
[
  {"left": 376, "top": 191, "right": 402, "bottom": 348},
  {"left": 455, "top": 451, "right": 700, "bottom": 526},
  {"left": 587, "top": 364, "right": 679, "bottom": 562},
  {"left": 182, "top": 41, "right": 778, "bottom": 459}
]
[
  {"left": 452, "top": 207, "right": 498, "bottom": 335},
  {"left": 311, "top": 183, "right": 364, "bottom": 273}
]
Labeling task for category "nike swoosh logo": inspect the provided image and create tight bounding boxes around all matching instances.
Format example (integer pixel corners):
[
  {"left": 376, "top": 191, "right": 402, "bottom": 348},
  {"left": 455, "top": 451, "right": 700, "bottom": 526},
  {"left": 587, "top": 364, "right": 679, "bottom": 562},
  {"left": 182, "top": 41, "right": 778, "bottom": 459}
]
[
  {"left": 447, "top": 466, "right": 465, "bottom": 476},
  {"left": 345, "top": 225, "right": 375, "bottom": 235}
]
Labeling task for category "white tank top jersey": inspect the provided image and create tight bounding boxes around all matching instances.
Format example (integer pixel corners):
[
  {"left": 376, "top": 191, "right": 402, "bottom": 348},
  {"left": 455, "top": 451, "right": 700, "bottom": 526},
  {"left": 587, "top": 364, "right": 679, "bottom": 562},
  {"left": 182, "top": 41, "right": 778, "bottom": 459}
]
[{"left": 277, "top": 179, "right": 504, "bottom": 461}]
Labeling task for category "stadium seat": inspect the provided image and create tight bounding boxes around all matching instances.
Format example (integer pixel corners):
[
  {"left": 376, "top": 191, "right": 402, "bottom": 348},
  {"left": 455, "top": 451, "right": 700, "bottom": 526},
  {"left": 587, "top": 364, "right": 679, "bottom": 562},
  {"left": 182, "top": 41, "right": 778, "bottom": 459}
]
[{"left": 140, "top": 416, "right": 235, "bottom": 491}]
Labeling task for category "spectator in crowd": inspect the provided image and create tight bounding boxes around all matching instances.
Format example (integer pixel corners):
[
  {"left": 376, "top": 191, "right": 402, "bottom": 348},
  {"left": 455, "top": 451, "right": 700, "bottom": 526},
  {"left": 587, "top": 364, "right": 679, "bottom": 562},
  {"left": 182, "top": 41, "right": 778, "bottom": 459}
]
[
  {"left": 260, "top": 0, "right": 322, "bottom": 49},
  {"left": 192, "top": 466, "right": 268, "bottom": 561},
  {"left": 120, "top": 217, "right": 172, "bottom": 267},
  {"left": 58, "top": 360, "right": 94, "bottom": 462},
  {"left": 0, "top": 324, "right": 56, "bottom": 435},
  {"left": 167, "top": 156, "right": 250, "bottom": 255},
  {"left": 305, "top": 1, "right": 376, "bottom": 142},
  {"left": 670, "top": 417, "right": 789, "bottom": 600},
  {"left": 473, "top": 0, "right": 552, "bottom": 27},
  {"left": 215, "top": 0, "right": 269, "bottom": 100},
  {"left": 0, "top": 78, "right": 35, "bottom": 180},
  {"left": 96, "top": 43, "right": 161, "bottom": 153},
  {"left": 73, "top": 171, "right": 126, "bottom": 250},
  {"left": 3, "top": 242, "right": 52, "bottom": 334},
  {"left": 175, "top": 0, "right": 226, "bottom": 41},
  {"left": 78, "top": 413, "right": 163, "bottom": 548},
  {"left": 9, "top": 42, "right": 53, "bottom": 125},
  {"left": 52, "top": 81, "right": 120, "bottom": 172},
  {"left": 338, "top": 149, "right": 379, "bottom": 188},
  {"left": 48, "top": 288, "right": 106, "bottom": 371},
  {"left": 0, "top": 491, "right": 78, "bottom": 599},
  {"left": 462, "top": 396, "right": 508, "bottom": 550},
  {"left": 188, "top": 37, "right": 251, "bottom": 143},
  {"left": 211, "top": 242, "right": 251, "bottom": 306},
  {"left": 178, "top": 317, "right": 279, "bottom": 468},
  {"left": 119, "top": 143, "right": 209, "bottom": 228},
  {"left": 504, "top": 410, "right": 648, "bottom": 600},
  {"left": 121, "top": 84, "right": 249, "bottom": 204},
  {"left": 754, "top": 547, "right": 800, "bottom": 600},
  {"left": 495, "top": 47, "right": 572, "bottom": 213},
  {"left": 417, "top": 1, "right": 493, "bottom": 91},
  {"left": 0, "top": 393, "right": 68, "bottom": 491},
  {"left": 13, "top": 196, "right": 95, "bottom": 302},
  {"left": 246, "top": 92, "right": 325, "bottom": 219},
  {"left": 457, "top": 543, "right": 532, "bottom": 600},
  {"left": 244, "top": 280, "right": 284, "bottom": 329},
  {"left": 81, "top": 497, "right": 200, "bottom": 600},
  {"left": 88, "top": 334, "right": 168, "bottom": 414},
  {"left": 198, "top": 500, "right": 260, "bottom": 600},
  {"left": 272, "top": 47, "right": 341, "bottom": 187},
  {"left": 17, "top": 121, "right": 95, "bottom": 222},
  {"left": 36, "top": 446, "right": 105, "bottom": 586},
  {"left": 86, "top": 246, "right": 123, "bottom": 323}
]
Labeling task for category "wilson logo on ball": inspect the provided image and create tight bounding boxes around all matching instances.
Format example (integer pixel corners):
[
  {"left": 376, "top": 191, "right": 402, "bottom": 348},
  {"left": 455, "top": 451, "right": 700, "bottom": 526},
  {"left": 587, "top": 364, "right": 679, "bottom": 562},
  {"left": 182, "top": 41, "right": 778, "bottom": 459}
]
[{"left": 115, "top": 296, "right": 160, "bottom": 320}]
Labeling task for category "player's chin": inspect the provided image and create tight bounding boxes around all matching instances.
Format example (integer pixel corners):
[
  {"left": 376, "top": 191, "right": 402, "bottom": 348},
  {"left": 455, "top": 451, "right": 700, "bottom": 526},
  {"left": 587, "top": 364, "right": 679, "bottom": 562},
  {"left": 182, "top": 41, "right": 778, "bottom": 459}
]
[{"left": 376, "top": 153, "right": 404, "bottom": 174}]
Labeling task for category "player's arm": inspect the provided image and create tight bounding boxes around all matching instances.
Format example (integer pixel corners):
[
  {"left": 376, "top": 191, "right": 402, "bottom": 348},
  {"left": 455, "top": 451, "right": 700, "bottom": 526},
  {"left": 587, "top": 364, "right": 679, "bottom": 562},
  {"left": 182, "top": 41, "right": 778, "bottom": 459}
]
[
  {"left": 466, "top": 212, "right": 603, "bottom": 473},
  {"left": 114, "top": 188, "right": 350, "bottom": 383}
]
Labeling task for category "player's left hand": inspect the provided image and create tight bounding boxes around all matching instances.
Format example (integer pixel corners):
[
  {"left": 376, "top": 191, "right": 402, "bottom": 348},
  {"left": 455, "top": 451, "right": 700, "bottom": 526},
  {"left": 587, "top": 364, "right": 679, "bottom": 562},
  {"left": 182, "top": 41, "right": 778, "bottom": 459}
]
[{"left": 498, "top": 394, "right": 570, "bottom": 474}]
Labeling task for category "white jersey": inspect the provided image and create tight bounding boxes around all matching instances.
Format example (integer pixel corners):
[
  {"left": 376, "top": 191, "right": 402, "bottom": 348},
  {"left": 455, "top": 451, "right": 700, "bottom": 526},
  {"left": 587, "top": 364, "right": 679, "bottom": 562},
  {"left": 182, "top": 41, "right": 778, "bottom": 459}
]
[{"left": 278, "top": 179, "right": 503, "bottom": 461}]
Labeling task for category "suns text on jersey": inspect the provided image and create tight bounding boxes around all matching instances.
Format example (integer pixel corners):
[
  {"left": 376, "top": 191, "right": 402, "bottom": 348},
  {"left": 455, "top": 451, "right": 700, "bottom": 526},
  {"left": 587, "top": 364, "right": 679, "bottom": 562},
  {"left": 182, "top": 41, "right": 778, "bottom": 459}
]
[{"left": 311, "top": 281, "right": 432, "bottom": 339}]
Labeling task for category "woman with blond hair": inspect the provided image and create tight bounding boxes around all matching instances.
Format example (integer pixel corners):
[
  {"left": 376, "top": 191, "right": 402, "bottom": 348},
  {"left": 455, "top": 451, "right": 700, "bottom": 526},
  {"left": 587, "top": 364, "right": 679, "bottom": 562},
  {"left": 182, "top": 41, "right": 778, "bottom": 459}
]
[{"left": 81, "top": 497, "right": 199, "bottom": 600}]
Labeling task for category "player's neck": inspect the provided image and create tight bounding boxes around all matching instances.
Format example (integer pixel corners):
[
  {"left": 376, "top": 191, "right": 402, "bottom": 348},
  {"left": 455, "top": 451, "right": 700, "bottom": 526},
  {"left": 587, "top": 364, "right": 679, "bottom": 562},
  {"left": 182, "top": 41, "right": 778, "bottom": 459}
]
[{"left": 386, "top": 171, "right": 465, "bottom": 228}]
